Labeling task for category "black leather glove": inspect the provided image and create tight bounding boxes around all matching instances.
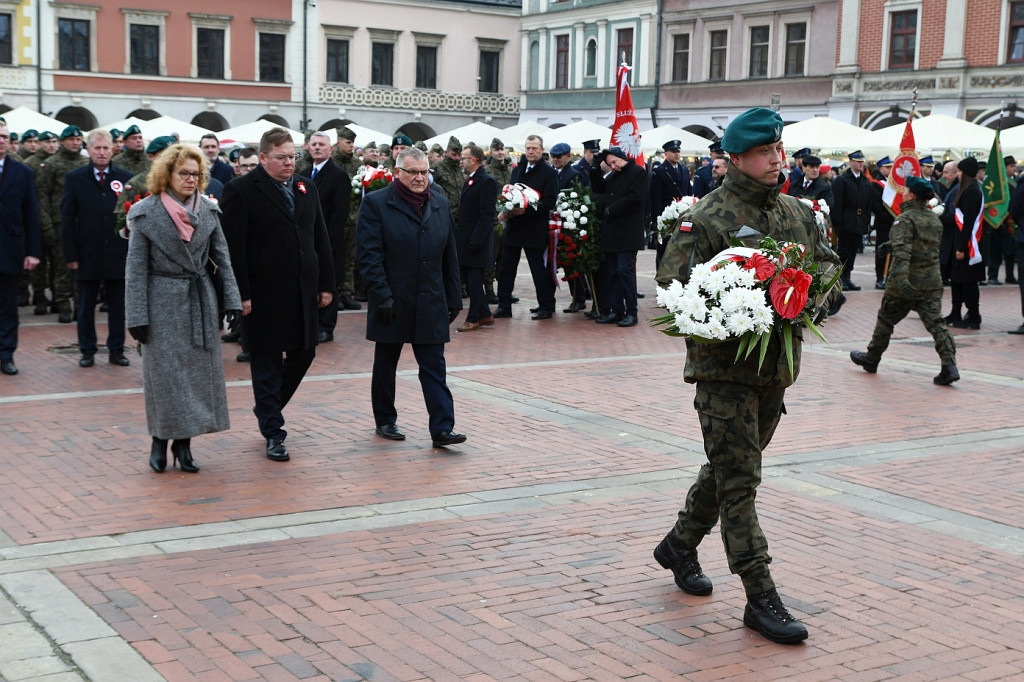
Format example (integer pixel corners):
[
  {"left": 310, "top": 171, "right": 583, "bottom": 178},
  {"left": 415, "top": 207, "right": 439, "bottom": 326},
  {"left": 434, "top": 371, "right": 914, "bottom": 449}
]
[
  {"left": 376, "top": 298, "right": 395, "bottom": 325},
  {"left": 224, "top": 310, "right": 241, "bottom": 326},
  {"left": 448, "top": 309, "right": 460, "bottom": 324},
  {"left": 470, "top": 243, "right": 481, "bottom": 255},
  {"left": 128, "top": 325, "right": 149, "bottom": 344}
]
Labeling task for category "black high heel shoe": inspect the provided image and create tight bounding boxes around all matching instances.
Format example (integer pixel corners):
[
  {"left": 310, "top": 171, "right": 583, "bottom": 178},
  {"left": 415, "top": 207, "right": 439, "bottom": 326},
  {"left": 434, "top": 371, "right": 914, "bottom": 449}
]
[
  {"left": 171, "top": 439, "right": 199, "bottom": 473},
  {"left": 150, "top": 437, "right": 168, "bottom": 473}
]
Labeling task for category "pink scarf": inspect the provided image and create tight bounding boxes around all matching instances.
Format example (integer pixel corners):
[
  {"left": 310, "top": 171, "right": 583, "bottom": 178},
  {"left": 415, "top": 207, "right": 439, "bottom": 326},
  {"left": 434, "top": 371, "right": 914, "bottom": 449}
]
[{"left": 160, "top": 191, "right": 199, "bottom": 242}]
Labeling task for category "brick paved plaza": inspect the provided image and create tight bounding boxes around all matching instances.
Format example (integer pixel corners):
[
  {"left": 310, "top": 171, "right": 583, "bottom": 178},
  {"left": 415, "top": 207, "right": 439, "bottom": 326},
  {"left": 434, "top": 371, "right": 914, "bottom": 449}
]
[{"left": 1, "top": 251, "right": 1023, "bottom": 681}]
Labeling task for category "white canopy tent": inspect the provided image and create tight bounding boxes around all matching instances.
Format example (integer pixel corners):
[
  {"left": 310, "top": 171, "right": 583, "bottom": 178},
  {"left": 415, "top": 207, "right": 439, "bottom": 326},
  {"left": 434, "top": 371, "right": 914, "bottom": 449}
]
[
  {"left": 781, "top": 117, "right": 875, "bottom": 158},
  {"left": 861, "top": 114, "right": 995, "bottom": 161},
  {"left": 218, "top": 120, "right": 304, "bottom": 147},
  {"left": 320, "top": 123, "right": 393, "bottom": 148},
  {"left": 997, "top": 125, "right": 1024, "bottom": 159},
  {"left": 497, "top": 121, "right": 553, "bottom": 151},
  {"left": 640, "top": 125, "right": 715, "bottom": 157},
  {"left": 547, "top": 121, "right": 612, "bottom": 152},
  {"left": 423, "top": 121, "right": 502, "bottom": 149},
  {"left": 0, "top": 107, "right": 67, "bottom": 134}
]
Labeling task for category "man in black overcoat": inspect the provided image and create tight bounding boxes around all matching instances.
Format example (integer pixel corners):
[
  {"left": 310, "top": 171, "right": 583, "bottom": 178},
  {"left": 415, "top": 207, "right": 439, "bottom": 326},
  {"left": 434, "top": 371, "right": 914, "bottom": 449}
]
[
  {"left": 220, "top": 127, "right": 336, "bottom": 462},
  {"left": 305, "top": 131, "right": 351, "bottom": 343},
  {"left": 454, "top": 144, "right": 498, "bottom": 332},
  {"left": 60, "top": 130, "right": 132, "bottom": 367},
  {"left": 589, "top": 146, "right": 648, "bottom": 327},
  {"left": 494, "top": 135, "right": 558, "bottom": 320},
  {"left": 830, "top": 150, "right": 873, "bottom": 290},
  {"left": 649, "top": 139, "right": 693, "bottom": 262}
]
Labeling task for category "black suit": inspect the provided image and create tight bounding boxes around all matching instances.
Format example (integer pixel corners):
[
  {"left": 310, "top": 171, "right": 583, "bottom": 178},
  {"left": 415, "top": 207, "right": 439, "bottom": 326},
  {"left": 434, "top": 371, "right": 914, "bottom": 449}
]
[
  {"left": 309, "top": 159, "right": 351, "bottom": 335},
  {"left": 210, "top": 158, "right": 234, "bottom": 186},
  {"left": 61, "top": 163, "right": 132, "bottom": 356},
  {"left": 221, "top": 165, "right": 336, "bottom": 444},
  {"left": 498, "top": 160, "right": 558, "bottom": 312},
  {"left": 831, "top": 169, "right": 873, "bottom": 283},
  {"left": 457, "top": 167, "right": 498, "bottom": 322},
  {"left": 0, "top": 156, "right": 42, "bottom": 362},
  {"left": 788, "top": 176, "right": 834, "bottom": 209}
]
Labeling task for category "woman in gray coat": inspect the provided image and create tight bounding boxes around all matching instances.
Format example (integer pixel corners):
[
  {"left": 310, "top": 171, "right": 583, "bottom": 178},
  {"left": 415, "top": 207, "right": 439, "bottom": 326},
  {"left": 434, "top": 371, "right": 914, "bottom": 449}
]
[{"left": 125, "top": 145, "right": 242, "bottom": 473}]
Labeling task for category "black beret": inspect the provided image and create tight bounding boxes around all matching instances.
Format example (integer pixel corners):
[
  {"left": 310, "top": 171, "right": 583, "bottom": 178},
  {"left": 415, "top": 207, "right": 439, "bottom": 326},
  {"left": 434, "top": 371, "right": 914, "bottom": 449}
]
[
  {"left": 957, "top": 157, "right": 979, "bottom": 175},
  {"left": 605, "top": 146, "right": 629, "bottom": 161}
]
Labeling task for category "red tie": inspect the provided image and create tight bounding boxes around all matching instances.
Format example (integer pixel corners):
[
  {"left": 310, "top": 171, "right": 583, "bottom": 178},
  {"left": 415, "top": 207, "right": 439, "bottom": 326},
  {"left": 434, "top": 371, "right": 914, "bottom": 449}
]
[
  {"left": 804, "top": 180, "right": 810, "bottom": 189},
  {"left": 98, "top": 169, "right": 105, "bottom": 185}
]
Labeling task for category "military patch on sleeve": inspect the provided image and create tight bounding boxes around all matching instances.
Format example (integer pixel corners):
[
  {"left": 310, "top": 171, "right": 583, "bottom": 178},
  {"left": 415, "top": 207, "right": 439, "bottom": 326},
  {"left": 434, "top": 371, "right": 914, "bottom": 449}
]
[{"left": 679, "top": 221, "right": 692, "bottom": 233}]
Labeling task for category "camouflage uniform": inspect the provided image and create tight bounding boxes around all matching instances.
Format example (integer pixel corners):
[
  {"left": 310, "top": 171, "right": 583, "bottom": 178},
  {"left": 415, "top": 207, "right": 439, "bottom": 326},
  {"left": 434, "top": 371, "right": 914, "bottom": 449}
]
[
  {"left": 432, "top": 156, "right": 465, "bottom": 223},
  {"left": 34, "top": 148, "right": 89, "bottom": 313},
  {"left": 110, "top": 148, "right": 151, "bottom": 177},
  {"left": 113, "top": 171, "right": 150, "bottom": 227},
  {"left": 657, "top": 165, "right": 841, "bottom": 596},
  {"left": 485, "top": 156, "right": 513, "bottom": 295},
  {"left": 864, "top": 197, "right": 956, "bottom": 366},
  {"left": 332, "top": 148, "right": 361, "bottom": 298},
  {"left": 23, "top": 148, "right": 52, "bottom": 174}
]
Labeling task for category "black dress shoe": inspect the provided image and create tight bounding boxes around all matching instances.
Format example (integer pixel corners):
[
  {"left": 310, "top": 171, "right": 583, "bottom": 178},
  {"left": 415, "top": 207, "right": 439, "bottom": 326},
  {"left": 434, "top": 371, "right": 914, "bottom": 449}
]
[
  {"left": 744, "top": 589, "right": 808, "bottom": 644},
  {"left": 486, "top": 293, "right": 500, "bottom": 304},
  {"left": 950, "top": 317, "right": 981, "bottom": 330},
  {"left": 109, "top": 352, "right": 130, "bottom": 367},
  {"left": 842, "top": 281, "right": 861, "bottom": 291},
  {"left": 875, "top": 280, "right": 886, "bottom": 290},
  {"left": 58, "top": 310, "right": 73, "bottom": 324},
  {"left": 318, "top": 331, "right": 333, "bottom": 343},
  {"left": 562, "top": 302, "right": 585, "bottom": 313},
  {"left": 353, "top": 292, "right": 368, "bottom": 302},
  {"left": 510, "top": 296, "right": 520, "bottom": 303},
  {"left": 236, "top": 351, "right": 250, "bottom": 362},
  {"left": 529, "top": 306, "right": 541, "bottom": 313},
  {"left": 1008, "top": 324, "right": 1024, "bottom": 335},
  {"left": 616, "top": 314, "right": 638, "bottom": 327},
  {"left": 850, "top": 350, "right": 878, "bottom": 373},
  {"left": 33, "top": 300, "right": 49, "bottom": 316},
  {"left": 99, "top": 302, "right": 109, "bottom": 312},
  {"left": 79, "top": 355, "right": 95, "bottom": 368},
  {"left": 584, "top": 309, "right": 599, "bottom": 319},
  {"left": 636, "top": 292, "right": 645, "bottom": 299},
  {"left": 653, "top": 534, "right": 713, "bottom": 596},
  {"left": 432, "top": 430, "right": 467, "bottom": 447},
  {"left": 1, "top": 359, "right": 18, "bottom": 376},
  {"left": 375, "top": 424, "right": 406, "bottom": 440},
  {"left": 221, "top": 329, "right": 241, "bottom": 343},
  {"left": 531, "top": 309, "right": 552, "bottom": 320},
  {"left": 492, "top": 308, "right": 512, "bottom": 318},
  {"left": 595, "top": 312, "right": 622, "bottom": 324},
  {"left": 988, "top": 278, "right": 1001, "bottom": 286},
  {"left": 266, "top": 438, "right": 289, "bottom": 461},
  {"left": 1006, "top": 276, "right": 1018, "bottom": 284},
  {"left": 339, "top": 295, "right": 362, "bottom": 310}
]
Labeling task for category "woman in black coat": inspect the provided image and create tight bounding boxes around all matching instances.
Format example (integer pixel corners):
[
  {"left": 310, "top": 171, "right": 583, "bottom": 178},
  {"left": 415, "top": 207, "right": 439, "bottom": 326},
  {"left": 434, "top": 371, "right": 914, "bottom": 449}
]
[{"left": 946, "top": 157, "right": 985, "bottom": 328}]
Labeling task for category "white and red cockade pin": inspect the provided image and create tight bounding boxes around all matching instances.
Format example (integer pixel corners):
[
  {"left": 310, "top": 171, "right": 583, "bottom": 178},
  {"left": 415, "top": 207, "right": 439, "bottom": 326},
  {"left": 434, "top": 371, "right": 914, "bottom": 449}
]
[
  {"left": 110, "top": 180, "right": 124, "bottom": 195},
  {"left": 296, "top": 182, "right": 307, "bottom": 194}
]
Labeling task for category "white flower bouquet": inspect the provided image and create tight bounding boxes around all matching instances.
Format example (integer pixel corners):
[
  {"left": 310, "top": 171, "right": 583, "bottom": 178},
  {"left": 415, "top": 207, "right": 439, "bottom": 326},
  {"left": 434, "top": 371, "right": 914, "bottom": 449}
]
[
  {"left": 797, "top": 198, "right": 832, "bottom": 238},
  {"left": 497, "top": 183, "right": 541, "bottom": 213},
  {"left": 657, "top": 196, "right": 698, "bottom": 239}
]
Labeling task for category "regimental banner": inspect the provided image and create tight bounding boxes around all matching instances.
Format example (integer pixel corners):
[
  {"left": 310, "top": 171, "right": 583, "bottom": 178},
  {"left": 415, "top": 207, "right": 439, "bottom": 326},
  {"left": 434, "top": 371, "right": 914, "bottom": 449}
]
[
  {"left": 611, "top": 62, "right": 645, "bottom": 167},
  {"left": 982, "top": 129, "right": 1010, "bottom": 229},
  {"left": 881, "top": 115, "right": 919, "bottom": 217}
]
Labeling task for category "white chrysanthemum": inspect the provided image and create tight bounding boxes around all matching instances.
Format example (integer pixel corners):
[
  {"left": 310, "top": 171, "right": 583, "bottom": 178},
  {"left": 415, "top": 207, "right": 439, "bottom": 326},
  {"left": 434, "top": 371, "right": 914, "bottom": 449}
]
[
  {"left": 572, "top": 210, "right": 580, "bottom": 219},
  {"left": 725, "top": 312, "right": 755, "bottom": 335},
  {"left": 719, "top": 288, "right": 750, "bottom": 314},
  {"left": 579, "top": 217, "right": 588, "bottom": 225},
  {"left": 680, "top": 293, "right": 708, "bottom": 322},
  {"left": 570, "top": 191, "right": 578, "bottom": 198},
  {"left": 704, "top": 316, "right": 729, "bottom": 340},
  {"left": 579, "top": 229, "right": 587, "bottom": 238},
  {"left": 688, "top": 263, "right": 713, "bottom": 289},
  {"left": 580, "top": 205, "right": 588, "bottom": 214},
  {"left": 751, "top": 305, "right": 775, "bottom": 332}
]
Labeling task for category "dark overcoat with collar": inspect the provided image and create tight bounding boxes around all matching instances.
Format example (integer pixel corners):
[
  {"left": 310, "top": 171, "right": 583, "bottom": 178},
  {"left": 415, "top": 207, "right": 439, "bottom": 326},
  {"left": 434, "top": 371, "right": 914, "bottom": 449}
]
[
  {"left": 649, "top": 160, "right": 692, "bottom": 222},
  {"left": 0, "top": 156, "right": 41, "bottom": 275},
  {"left": 590, "top": 162, "right": 648, "bottom": 253},
  {"left": 504, "top": 159, "right": 557, "bottom": 249},
  {"left": 60, "top": 163, "right": 132, "bottom": 280},
  {"left": 219, "top": 164, "right": 335, "bottom": 354},
  {"left": 310, "top": 158, "right": 351, "bottom": 286},
  {"left": 831, "top": 169, "right": 873, "bottom": 235},
  {"left": 554, "top": 164, "right": 586, "bottom": 192},
  {"left": 356, "top": 183, "right": 461, "bottom": 345},
  {"left": 456, "top": 167, "right": 497, "bottom": 269}
]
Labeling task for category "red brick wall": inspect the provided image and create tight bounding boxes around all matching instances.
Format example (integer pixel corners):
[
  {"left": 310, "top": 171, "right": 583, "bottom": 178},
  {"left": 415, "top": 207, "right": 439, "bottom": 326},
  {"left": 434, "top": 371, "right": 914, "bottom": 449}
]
[
  {"left": 964, "top": 0, "right": 1003, "bottom": 66},
  {"left": 858, "top": 0, "right": 886, "bottom": 73},
  {"left": 917, "top": 0, "right": 946, "bottom": 69}
]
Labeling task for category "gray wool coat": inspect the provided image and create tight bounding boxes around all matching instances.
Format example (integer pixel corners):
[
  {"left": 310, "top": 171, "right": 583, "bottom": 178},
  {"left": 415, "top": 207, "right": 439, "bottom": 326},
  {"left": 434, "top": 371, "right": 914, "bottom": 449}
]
[{"left": 125, "top": 194, "right": 242, "bottom": 440}]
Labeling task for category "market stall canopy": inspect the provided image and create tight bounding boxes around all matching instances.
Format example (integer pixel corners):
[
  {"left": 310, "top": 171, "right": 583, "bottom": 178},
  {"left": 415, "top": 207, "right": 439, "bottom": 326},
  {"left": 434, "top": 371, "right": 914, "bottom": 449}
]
[
  {"left": 218, "top": 120, "right": 304, "bottom": 147},
  {"left": 423, "top": 121, "right": 502, "bottom": 149},
  {"left": 781, "top": 117, "right": 874, "bottom": 158},
  {"left": 0, "top": 107, "right": 66, "bottom": 134},
  {"left": 862, "top": 114, "right": 995, "bottom": 161},
  {"left": 640, "top": 125, "right": 715, "bottom": 156},
  {"left": 498, "top": 120, "right": 553, "bottom": 151},
  {"left": 547, "top": 120, "right": 612, "bottom": 152},
  {"left": 997, "top": 124, "right": 1024, "bottom": 159},
  {"left": 132, "top": 116, "right": 213, "bottom": 144}
]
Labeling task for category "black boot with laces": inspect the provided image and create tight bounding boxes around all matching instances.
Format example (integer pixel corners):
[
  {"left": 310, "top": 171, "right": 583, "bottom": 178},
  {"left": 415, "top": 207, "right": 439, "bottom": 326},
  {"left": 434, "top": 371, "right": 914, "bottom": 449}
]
[
  {"left": 744, "top": 588, "right": 808, "bottom": 643},
  {"left": 653, "top": 534, "right": 713, "bottom": 596}
]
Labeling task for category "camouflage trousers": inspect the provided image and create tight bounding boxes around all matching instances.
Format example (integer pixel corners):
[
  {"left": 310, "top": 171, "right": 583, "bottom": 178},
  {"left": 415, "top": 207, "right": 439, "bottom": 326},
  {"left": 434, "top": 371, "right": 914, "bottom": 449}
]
[
  {"left": 866, "top": 292, "right": 956, "bottom": 366},
  {"left": 671, "top": 381, "right": 786, "bottom": 596},
  {"left": 30, "top": 228, "right": 74, "bottom": 308}
]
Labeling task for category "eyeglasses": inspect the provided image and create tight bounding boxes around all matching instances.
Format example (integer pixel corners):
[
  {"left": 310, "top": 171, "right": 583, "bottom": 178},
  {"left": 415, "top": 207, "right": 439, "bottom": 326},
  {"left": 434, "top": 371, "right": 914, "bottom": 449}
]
[
  {"left": 176, "top": 170, "right": 202, "bottom": 181},
  {"left": 239, "top": 163, "right": 259, "bottom": 170},
  {"left": 397, "top": 168, "right": 430, "bottom": 177},
  {"left": 268, "top": 154, "right": 299, "bottom": 163}
]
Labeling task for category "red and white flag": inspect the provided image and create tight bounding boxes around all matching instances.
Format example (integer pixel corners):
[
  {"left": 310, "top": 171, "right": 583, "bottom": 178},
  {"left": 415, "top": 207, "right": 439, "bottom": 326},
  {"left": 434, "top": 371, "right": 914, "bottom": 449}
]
[
  {"left": 611, "top": 62, "right": 644, "bottom": 167},
  {"left": 881, "top": 116, "right": 921, "bottom": 217}
]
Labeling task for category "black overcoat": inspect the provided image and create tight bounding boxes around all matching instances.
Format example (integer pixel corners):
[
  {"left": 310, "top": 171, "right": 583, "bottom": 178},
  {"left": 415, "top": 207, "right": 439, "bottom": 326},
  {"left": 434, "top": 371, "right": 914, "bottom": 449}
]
[
  {"left": 949, "top": 182, "right": 986, "bottom": 283},
  {"left": 590, "top": 162, "right": 648, "bottom": 253},
  {"left": 0, "top": 157, "right": 41, "bottom": 275},
  {"left": 504, "top": 160, "right": 557, "bottom": 249},
  {"left": 831, "top": 169, "right": 873, "bottom": 235},
  {"left": 311, "top": 159, "right": 351, "bottom": 290},
  {"left": 220, "top": 165, "right": 335, "bottom": 353},
  {"left": 60, "top": 163, "right": 133, "bottom": 280},
  {"left": 356, "top": 184, "right": 461, "bottom": 345},
  {"left": 456, "top": 168, "right": 497, "bottom": 269}
]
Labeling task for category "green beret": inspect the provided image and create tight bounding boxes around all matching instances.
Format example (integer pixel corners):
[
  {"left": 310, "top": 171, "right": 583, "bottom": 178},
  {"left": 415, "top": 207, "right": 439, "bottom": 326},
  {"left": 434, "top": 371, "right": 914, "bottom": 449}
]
[
  {"left": 721, "top": 107, "right": 784, "bottom": 155},
  {"left": 9, "top": 132, "right": 17, "bottom": 142},
  {"left": 145, "top": 136, "right": 176, "bottom": 154},
  {"left": 447, "top": 136, "right": 462, "bottom": 153},
  {"left": 906, "top": 176, "right": 932, "bottom": 193},
  {"left": 39, "top": 131, "right": 57, "bottom": 141},
  {"left": 337, "top": 126, "right": 356, "bottom": 141},
  {"left": 392, "top": 134, "right": 413, "bottom": 147},
  {"left": 59, "top": 125, "right": 83, "bottom": 140},
  {"left": 21, "top": 129, "right": 39, "bottom": 140},
  {"left": 109, "top": 128, "right": 122, "bottom": 139},
  {"left": 123, "top": 124, "right": 142, "bottom": 137}
]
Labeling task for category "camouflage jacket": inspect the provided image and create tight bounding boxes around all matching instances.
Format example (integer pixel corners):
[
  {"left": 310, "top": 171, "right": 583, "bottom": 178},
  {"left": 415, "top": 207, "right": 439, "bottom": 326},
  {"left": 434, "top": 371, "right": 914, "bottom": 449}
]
[
  {"left": 657, "top": 165, "right": 842, "bottom": 388},
  {"left": 432, "top": 156, "right": 465, "bottom": 220},
  {"left": 486, "top": 157, "right": 513, "bottom": 188},
  {"left": 111, "top": 148, "right": 151, "bottom": 177},
  {"left": 113, "top": 171, "right": 150, "bottom": 225},
  {"left": 36, "top": 147, "right": 89, "bottom": 234},
  {"left": 24, "top": 149, "right": 52, "bottom": 175},
  {"left": 885, "top": 198, "right": 943, "bottom": 296}
]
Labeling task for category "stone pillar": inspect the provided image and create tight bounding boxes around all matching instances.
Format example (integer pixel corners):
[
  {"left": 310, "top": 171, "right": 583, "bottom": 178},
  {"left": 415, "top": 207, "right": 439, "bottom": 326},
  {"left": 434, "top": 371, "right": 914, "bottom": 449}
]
[
  {"left": 521, "top": 31, "right": 530, "bottom": 92},
  {"left": 596, "top": 19, "right": 608, "bottom": 88},
  {"left": 836, "top": 0, "right": 861, "bottom": 74},
  {"left": 937, "top": 0, "right": 968, "bottom": 68},
  {"left": 638, "top": 14, "right": 653, "bottom": 87},
  {"left": 538, "top": 28, "right": 548, "bottom": 90},
  {"left": 574, "top": 22, "right": 585, "bottom": 89}
]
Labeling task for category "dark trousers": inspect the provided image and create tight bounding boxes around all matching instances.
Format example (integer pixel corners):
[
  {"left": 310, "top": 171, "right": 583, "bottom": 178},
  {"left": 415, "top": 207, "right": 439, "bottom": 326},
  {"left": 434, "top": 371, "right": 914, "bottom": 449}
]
[
  {"left": 372, "top": 342, "right": 454, "bottom": 437},
  {"left": 497, "top": 244, "right": 555, "bottom": 311},
  {"left": 249, "top": 347, "right": 316, "bottom": 441},
  {"left": 987, "top": 226, "right": 1015, "bottom": 281},
  {"left": 837, "top": 231, "right": 860, "bottom": 282},
  {"left": 604, "top": 250, "right": 638, "bottom": 316},
  {"left": 0, "top": 273, "right": 19, "bottom": 360},
  {"left": 1018, "top": 243, "right": 1024, "bottom": 318},
  {"left": 319, "top": 293, "right": 339, "bottom": 335},
  {"left": 462, "top": 266, "right": 490, "bottom": 322},
  {"left": 76, "top": 278, "right": 125, "bottom": 355},
  {"left": 949, "top": 281, "right": 981, "bottom": 321}
]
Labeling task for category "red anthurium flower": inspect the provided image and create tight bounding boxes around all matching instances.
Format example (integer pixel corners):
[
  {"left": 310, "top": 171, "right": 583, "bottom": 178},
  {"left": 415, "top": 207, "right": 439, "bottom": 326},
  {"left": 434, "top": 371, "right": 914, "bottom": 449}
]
[
  {"left": 711, "top": 255, "right": 745, "bottom": 271},
  {"left": 743, "top": 253, "right": 777, "bottom": 281},
  {"left": 769, "top": 268, "right": 812, "bottom": 319}
]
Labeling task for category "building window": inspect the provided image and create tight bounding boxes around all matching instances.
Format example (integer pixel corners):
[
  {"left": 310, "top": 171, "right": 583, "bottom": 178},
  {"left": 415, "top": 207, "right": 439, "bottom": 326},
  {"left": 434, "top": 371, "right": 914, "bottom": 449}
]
[
  {"left": 748, "top": 26, "right": 769, "bottom": 78},
  {"left": 616, "top": 27, "right": 633, "bottom": 83},
  {"left": 672, "top": 34, "right": 690, "bottom": 83},
  {"left": 888, "top": 10, "right": 917, "bottom": 69},
  {"left": 479, "top": 49, "right": 500, "bottom": 93},
  {"left": 259, "top": 32, "right": 285, "bottom": 82},
  {"left": 555, "top": 34, "right": 569, "bottom": 89},
  {"left": 416, "top": 45, "right": 437, "bottom": 89},
  {"left": 1010, "top": 1, "right": 1024, "bottom": 63},
  {"left": 59, "top": 18, "right": 90, "bottom": 71},
  {"left": 326, "top": 38, "right": 348, "bottom": 82},
  {"left": 372, "top": 42, "right": 394, "bottom": 86},
  {"left": 129, "top": 24, "right": 159, "bottom": 75},
  {"left": 585, "top": 38, "right": 597, "bottom": 77},
  {"left": 0, "top": 13, "right": 11, "bottom": 65},
  {"left": 196, "top": 28, "right": 224, "bottom": 79},
  {"left": 709, "top": 29, "right": 727, "bottom": 81},
  {"left": 784, "top": 23, "right": 806, "bottom": 76}
]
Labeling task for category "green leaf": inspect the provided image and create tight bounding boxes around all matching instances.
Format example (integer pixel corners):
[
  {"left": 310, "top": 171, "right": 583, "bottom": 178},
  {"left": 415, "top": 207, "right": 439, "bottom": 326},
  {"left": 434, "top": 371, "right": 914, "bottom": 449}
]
[
  {"left": 782, "top": 322, "right": 794, "bottom": 378},
  {"left": 801, "top": 312, "right": 829, "bottom": 344},
  {"left": 757, "top": 331, "right": 770, "bottom": 371}
]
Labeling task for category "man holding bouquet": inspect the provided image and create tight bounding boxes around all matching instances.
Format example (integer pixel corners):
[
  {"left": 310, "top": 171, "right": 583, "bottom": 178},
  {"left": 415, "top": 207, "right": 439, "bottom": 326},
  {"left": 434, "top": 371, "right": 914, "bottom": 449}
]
[{"left": 653, "top": 107, "right": 842, "bottom": 644}]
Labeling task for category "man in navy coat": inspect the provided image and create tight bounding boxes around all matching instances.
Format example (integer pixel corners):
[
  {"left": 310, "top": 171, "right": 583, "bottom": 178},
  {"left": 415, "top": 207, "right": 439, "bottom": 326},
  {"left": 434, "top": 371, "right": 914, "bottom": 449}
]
[
  {"left": 61, "top": 130, "right": 132, "bottom": 367},
  {"left": 0, "top": 123, "right": 42, "bottom": 375},
  {"left": 357, "top": 147, "right": 465, "bottom": 447},
  {"left": 455, "top": 144, "right": 498, "bottom": 332}
]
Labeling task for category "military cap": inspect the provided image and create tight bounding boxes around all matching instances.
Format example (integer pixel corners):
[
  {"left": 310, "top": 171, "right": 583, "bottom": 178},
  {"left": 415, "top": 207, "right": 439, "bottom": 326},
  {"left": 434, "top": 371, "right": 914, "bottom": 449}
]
[
  {"left": 906, "top": 176, "right": 933, "bottom": 194},
  {"left": 957, "top": 156, "right": 979, "bottom": 176},
  {"left": 550, "top": 142, "right": 571, "bottom": 156},
  {"left": 21, "top": 129, "right": 39, "bottom": 140},
  {"left": 363, "top": 140, "right": 377, "bottom": 149},
  {"left": 59, "top": 125, "right": 83, "bottom": 140},
  {"left": 605, "top": 146, "right": 629, "bottom": 161},
  {"left": 792, "top": 147, "right": 812, "bottom": 159},
  {"left": 110, "top": 128, "right": 122, "bottom": 139},
  {"left": 38, "top": 131, "right": 57, "bottom": 141},
  {"left": 429, "top": 143, "right": 444, "bottom": 155},
  {"left": 414, "top": 141, "right": 427, "bottom": 151},
  {"left": 582, "top": 139, "right": 602, "bottom": 152},
  {"left": 391, "top": 133, "right": 413, "bottom": 148},
  {"left": 662, "top": 139, "right": 682, "bottom": 152},
  {"left": 491, "top": 137, "right": 505, "bottom": 150},
  {"left": 848, "top": 150, "right": 865, "bottom": 161},
  {"left": 803, "top": 154, "right": 822, "bottom": 167},
  {"left": 145, "top": 135, "right": 176, "bottom": 154},
  {"left": 919, "top": 155, "right": 934, "bottom": 166},
  {"left": 978, "top": 160, "right": 987, "bottom": 170},
  {"left": 337, "top": 125, "right": 357, "bottom": 141},
  {"left": 1006, "top": 155, "right": 1018, "bottom": 166},
  {"left": 123, "top": 124, "right": 142, "bottom": 138},
  {"left": 228, "top": 147, "right": 242, "bottom": 162},
  {"left": 721, "top": 108, "right": 784, "bottom": 155},
  {"left": 447, "top": 136, "right": 462, "bottom": 153},
  {"left": 877, "top": 156, "right": 893, "bottom": 167},
  {"left": 708, "top": 140, "right": 724, "bottom": 154},
  {"left": 9, "top": 132, "right": 17, "bottom": 142},
  {"left": 378, "top": 143, "right": 391, "bottom": 157}
]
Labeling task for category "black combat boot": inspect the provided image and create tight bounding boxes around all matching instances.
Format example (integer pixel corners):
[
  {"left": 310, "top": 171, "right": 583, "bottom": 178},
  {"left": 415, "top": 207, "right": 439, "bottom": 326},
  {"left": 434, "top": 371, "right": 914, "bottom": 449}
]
[
  {"left": 653, "top": 534, "right": 713, "bottom": 596},
  {"left": 744, "top": 589, "right": 808, "bottom": 644},
  {"left": 849, "top": 350, "right": 878, "bottom": 373},
  {"left": 934, "top": 364, "right": 960, "bottom": 386}
]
